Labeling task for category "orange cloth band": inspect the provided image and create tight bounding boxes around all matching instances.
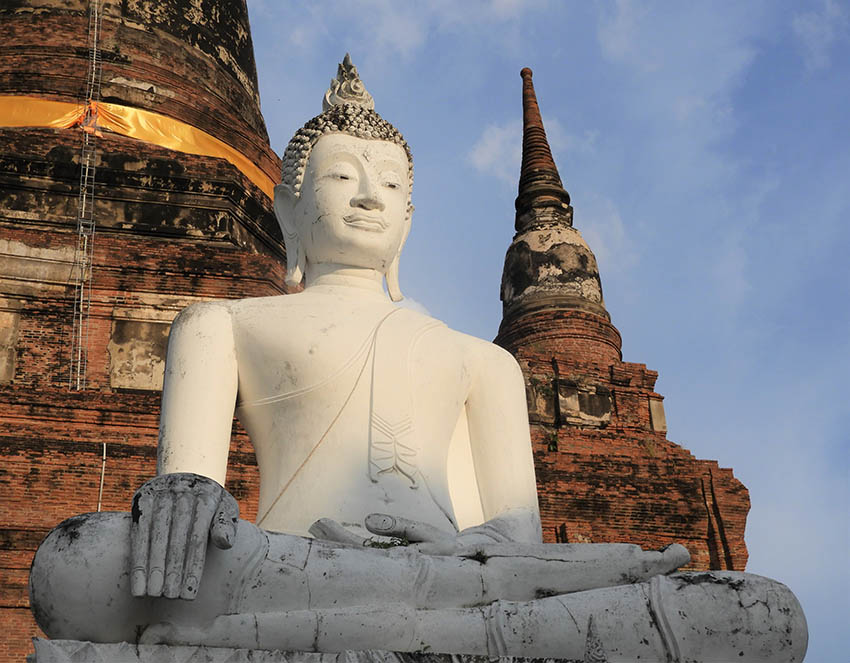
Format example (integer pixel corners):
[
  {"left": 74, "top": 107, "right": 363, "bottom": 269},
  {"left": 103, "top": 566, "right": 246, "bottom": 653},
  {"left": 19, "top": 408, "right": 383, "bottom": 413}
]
[{"left": 0, "top": 95, "right": 276, "bottom": 198}]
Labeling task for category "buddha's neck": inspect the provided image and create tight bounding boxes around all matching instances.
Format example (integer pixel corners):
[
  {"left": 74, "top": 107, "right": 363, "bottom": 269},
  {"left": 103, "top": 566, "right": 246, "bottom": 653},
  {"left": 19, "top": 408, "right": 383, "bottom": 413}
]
[{"left": 304, "top": 263, "right": 388, "bottom": 298}]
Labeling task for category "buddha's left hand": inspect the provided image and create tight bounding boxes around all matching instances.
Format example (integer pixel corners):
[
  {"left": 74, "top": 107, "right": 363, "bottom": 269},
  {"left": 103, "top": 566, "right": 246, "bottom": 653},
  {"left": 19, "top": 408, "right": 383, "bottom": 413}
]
[
  {"left": 363, "top": 513, "right": 520, "bottom": 555},
  {"left": 309, "top": 513, "right": 521, "bottom": 555}
]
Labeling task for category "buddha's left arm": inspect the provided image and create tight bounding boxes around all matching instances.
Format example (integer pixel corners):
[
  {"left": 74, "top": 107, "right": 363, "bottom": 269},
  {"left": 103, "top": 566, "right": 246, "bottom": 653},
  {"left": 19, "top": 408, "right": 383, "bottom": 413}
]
[{"left": 464, "top": 342, "right": 542, "bottom": 544}]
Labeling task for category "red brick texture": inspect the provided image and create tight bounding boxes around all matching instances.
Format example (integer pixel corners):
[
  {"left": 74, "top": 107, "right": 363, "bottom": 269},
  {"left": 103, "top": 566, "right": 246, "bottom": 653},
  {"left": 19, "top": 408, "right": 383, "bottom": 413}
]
[
  {"left": 0, "top": 128, "right": 279, "bottom": 657},
  {"left": 0, "top": 1, "right": 283, "bottom": 655},
  {"left": 496, "top": 308, "right": 750, "bottom": 572},
  {"left": 0, "top": 0, "right": 278, "bottom": 183}
]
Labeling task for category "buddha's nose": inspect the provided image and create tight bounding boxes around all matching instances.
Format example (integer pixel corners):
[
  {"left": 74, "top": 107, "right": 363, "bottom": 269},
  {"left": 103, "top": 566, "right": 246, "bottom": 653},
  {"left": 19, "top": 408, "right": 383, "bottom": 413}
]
[{"left": 351, "top": 178, "right": 385, "bottom": 211}]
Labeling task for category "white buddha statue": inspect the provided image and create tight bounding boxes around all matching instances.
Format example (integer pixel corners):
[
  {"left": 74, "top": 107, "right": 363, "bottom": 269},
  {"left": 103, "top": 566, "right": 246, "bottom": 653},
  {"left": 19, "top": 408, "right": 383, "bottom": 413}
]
[{"left": 29, "top": 56, "right": 807, "bottom": 662}]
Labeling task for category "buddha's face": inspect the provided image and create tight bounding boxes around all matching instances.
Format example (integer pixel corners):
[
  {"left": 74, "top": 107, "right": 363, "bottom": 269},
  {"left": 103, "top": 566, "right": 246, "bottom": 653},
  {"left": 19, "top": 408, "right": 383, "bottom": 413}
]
[{"left": 280, "top": 133, "right": 411, "bottom": 274}]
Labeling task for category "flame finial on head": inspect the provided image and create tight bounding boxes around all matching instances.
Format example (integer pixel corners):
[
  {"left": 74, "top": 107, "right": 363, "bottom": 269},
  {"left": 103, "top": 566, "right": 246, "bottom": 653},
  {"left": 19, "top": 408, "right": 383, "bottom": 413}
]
[
  {"left": 323, "top": 53, "right": 375, "bottom": 111},
  {"left": 278, "top": 54, "right": 412, "bottom": 300}
]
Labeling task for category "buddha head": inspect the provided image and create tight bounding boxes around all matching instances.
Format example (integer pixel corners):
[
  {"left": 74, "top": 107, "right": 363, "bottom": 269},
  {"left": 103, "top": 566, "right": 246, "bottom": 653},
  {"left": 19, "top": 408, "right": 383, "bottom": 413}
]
[{"left": 274, "top": 54, "right": 413, "bottom": 301}]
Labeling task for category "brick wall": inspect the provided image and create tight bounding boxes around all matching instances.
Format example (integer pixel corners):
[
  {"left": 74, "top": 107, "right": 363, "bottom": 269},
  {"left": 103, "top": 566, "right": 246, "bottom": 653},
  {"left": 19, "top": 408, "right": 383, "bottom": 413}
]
[
  {"left": 0, "top": 124, "right": 282, "bottom": 659},
  {"left": 496, "top": 308, "right": 750, "bottom": 571},
  {"left": 0, "top": 2, "right": 285, "bottom": 657}
]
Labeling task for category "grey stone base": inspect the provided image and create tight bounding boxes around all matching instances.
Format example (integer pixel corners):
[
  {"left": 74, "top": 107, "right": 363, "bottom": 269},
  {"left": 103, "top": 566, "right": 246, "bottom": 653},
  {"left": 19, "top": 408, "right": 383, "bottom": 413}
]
[{"left": 30, "top": 640, "right": 574, "bottom": 663}]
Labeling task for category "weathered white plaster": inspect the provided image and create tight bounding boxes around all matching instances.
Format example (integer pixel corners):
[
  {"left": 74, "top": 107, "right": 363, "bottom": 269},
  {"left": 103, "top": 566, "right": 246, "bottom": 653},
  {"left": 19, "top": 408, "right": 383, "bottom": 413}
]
[
  {"left": 30, "top": 512, "right": 807, "bottom": 660},
  {"left": 521, "top": 225, "right": 591, "bottom": 253},
  {"left": 29, "top": 639, "right": 557, "bottom": 663},
  {"left": 649, "top": 398, "right": 667, "bottom": 433},
  {"left": 0, "top": 239, "right": 75, "bottom": 284},
  {"left": 107, "top": 319, "right": 169, "bottom": 390},
  {"left": 0, "top": 309, "right": 20, "bottom": 383}
]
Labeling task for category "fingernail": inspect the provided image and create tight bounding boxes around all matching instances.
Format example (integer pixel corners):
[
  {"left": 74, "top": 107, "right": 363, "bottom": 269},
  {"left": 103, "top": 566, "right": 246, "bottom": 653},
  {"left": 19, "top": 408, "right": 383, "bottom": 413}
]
[
  {"left": 366, "top": 514, "right": 395, "bottom": 531},
  {"left": 148, "top": 568, "right": 164, "bottom": 595},
  {"left": 131, "top": 569, "right": 146, "bottom": 596},
  {"left": 181, "top": 575, "right": 199, "bottom": 600}
]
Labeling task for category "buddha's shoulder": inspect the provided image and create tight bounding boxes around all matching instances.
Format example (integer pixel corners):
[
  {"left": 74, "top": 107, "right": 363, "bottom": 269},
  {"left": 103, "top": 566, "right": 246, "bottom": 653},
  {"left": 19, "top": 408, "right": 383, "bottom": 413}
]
[
  {"left": 416, "top": 316, "right": 521, "bottom": 374},
  {"left": 190, "top": 292, "right": 340, "bottom": 318}
]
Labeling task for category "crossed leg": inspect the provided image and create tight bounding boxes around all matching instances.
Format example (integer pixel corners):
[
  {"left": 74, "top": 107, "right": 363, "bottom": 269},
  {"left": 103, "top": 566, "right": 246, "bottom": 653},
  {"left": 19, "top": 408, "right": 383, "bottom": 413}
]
[{"left": 30, "top": 512, "right": 806, "bottom": 661}]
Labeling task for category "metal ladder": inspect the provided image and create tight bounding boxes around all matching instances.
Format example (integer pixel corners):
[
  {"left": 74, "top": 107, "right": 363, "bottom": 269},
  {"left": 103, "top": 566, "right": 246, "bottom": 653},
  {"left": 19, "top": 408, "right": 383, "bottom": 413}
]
[{"left": 69, "top": 0, "right": 103, "bottom": 391}]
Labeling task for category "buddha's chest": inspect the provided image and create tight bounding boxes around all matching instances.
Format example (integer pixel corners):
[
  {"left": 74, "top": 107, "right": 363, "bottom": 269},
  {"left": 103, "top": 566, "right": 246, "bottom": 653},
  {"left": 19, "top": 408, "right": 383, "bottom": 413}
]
[{"left": 232, "top": 301, "right": 470, "bottom": 427}]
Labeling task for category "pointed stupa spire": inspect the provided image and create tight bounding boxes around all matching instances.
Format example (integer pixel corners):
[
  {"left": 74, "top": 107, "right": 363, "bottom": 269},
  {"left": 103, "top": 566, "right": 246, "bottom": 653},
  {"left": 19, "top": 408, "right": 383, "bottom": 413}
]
[
  {"left": 515, "top": 68, "right": 572, "bottom": 228},
  {"left": 497, "top": 67, "right": 613, "bottom": 337}
]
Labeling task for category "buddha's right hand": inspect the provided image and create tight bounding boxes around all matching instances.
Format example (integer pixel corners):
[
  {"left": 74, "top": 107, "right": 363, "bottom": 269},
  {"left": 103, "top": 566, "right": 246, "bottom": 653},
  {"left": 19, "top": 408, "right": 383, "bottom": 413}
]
[{"left": 129, "top": 472, "right": 239, "bottom": 600}]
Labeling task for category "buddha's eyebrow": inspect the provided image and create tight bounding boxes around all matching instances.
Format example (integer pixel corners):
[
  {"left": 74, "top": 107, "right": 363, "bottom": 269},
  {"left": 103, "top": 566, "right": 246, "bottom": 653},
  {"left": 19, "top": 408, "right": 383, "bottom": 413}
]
[
  {"left": 373, "top": 159, "right": 406, "bottom": 172},
  {"left": 315, "top": 152, "right": 360, "bottom": 170}
]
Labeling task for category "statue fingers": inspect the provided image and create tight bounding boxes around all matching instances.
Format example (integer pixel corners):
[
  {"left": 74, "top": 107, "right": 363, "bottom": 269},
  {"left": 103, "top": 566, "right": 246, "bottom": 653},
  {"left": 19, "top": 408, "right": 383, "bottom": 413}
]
[
  {"left": 364, "top": 513, "right": 454, "bottom": 544},
  {"left": 658, "top": 543, "right": 690, "bottom": 572},
  {"left": 309, "top": 518, "right": 368, "bottom": 545},
  {"left": 162, "top": 490, "right": 195, "bottom": 598},
  {"left": 129, "top": 486, "right": 155, "bottom": 596},
  {"left": 210, "top": 485, "right": 239, "bottom": 550},
  {"left": 146, "top": 488, "right": 175, "bottom": 596},
  {"left": 180, "top": 489, "right": 217, "bottom": 600}
]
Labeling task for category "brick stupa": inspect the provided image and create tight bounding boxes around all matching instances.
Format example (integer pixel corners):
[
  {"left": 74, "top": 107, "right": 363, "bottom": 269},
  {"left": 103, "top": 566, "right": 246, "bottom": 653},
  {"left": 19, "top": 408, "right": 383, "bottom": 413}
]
[
  {"left": 0, "top": 1, "right": 278, "bottom": 658},
  {"left": 495, "top": 68, "right": 750, "bottom": 568}
]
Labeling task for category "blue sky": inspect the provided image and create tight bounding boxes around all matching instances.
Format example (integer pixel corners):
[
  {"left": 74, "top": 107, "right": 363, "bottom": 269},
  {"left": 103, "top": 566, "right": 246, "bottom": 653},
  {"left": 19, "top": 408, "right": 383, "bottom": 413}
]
[{"left": 246, "top": 1, "right": 849, "bottom": 659}]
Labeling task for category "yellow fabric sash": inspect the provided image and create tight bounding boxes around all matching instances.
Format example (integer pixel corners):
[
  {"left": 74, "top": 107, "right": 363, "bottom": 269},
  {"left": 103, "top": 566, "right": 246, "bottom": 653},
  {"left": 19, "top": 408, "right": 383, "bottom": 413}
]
[{"left": 0, "top": 95, "right": 276, "bottom": 198}]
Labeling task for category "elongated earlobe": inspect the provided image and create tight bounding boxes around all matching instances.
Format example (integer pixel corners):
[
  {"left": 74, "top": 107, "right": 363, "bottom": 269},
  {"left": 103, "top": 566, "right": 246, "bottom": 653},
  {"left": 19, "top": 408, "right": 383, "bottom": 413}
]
[
  {"left": 386, "top": 205, "right": 413, "bottom": 302},
  {"left": 274, "top": 184, "right": 305, "bottom": 288},
  {"left": 283, "top": 230, "right": 305, "bottom": 288},
  {"left": 386, "top": 254, "right": 402, "bottom": 302}
]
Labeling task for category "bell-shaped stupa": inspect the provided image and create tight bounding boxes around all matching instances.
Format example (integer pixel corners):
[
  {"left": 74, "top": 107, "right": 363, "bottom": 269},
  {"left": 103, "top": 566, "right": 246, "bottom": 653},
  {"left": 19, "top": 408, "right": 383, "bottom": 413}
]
[
  {"left": 496, "top": 68, "right": 750, "bottom": 574},
  {"left": 499, "top": 67, "right": 618, "bottom": 366}
]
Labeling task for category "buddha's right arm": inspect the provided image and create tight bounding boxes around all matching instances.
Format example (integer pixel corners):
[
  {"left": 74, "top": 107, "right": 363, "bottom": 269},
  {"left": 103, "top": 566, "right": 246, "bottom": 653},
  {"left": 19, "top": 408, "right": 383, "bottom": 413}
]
[
  {"left": 157, "top": 301, "right": 239, "bottom": 483},
  {"left": 129, "top": 302, "right": 240, "bottom": 599}
]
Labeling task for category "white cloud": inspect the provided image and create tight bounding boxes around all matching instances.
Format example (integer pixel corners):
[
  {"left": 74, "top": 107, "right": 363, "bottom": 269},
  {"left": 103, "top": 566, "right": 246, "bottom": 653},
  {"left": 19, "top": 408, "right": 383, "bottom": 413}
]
[
  {"left": 575, "top": 193, "right": 636, "bottom": 276},
  {"left": 466, "top": 118, "right": 589, "bottom": 185},
  {"left": 367, "top": 1, "right": 427, "bottom": 59},
  {"left": 792, "top": 0, "right": 849, "bottom": 70},
  {"left": 597, "top": 0, "right": 658, "bottom": 72},
  {"left": 265, "top": 0, "right": 551, "bottom": 64},
  {"left": 468, "top": 121, "right": 522, "bottom": 184},
  {"left": 596, "top": 1, "right": 756, "bottom": 137}
]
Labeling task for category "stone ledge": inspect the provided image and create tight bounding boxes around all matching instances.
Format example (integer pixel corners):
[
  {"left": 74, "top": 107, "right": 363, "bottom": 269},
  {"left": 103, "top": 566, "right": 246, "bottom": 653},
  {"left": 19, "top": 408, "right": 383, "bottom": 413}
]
[{"left": 30, "top": 640, "right": 575, "bottom": 663}]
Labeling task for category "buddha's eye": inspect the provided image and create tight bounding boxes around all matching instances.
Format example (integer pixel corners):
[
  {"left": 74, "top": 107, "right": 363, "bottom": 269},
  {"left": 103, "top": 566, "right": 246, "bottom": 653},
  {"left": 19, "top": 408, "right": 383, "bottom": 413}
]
[
  {"left": 323, "top": 164, "right": 357, "bottom": 182},
  {"left": 382, "top": 173, "right": 403, "bottom": 190}
]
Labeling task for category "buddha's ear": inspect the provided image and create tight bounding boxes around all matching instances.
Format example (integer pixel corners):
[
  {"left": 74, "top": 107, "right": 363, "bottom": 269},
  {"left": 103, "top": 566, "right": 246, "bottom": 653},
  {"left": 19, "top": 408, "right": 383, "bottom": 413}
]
[
  {"left": 386, "top": 205, "right": 413, "bottom": 302},
  {"left": 274, "top": 184, "right": 305, "bottom": 287}
]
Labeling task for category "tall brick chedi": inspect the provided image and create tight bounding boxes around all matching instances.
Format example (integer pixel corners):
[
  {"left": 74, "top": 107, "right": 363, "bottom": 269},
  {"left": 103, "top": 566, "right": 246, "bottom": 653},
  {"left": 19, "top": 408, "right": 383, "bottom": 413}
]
[
  {"left": 495, "top": 69, "right": 750, "bottom": 570},
  {"left": 0, "top": 1, "right": 283, "bottom": 658}
]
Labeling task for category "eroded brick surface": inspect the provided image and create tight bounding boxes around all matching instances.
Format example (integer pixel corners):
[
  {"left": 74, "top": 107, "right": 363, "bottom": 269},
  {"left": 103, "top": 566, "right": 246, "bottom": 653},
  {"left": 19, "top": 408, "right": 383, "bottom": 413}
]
[
  {"left": 496, "top": 308, "right": 750, "bottom": 572},
  {"left": 0, "top": 4, "right": 283, "bottom": 657}
]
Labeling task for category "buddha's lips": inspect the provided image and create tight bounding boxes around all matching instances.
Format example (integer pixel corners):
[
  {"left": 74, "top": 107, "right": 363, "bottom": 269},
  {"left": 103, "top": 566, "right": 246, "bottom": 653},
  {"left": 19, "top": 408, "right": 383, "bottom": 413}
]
[{"left": 343, "top": 214, "right": 387, "bottom": 231}]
